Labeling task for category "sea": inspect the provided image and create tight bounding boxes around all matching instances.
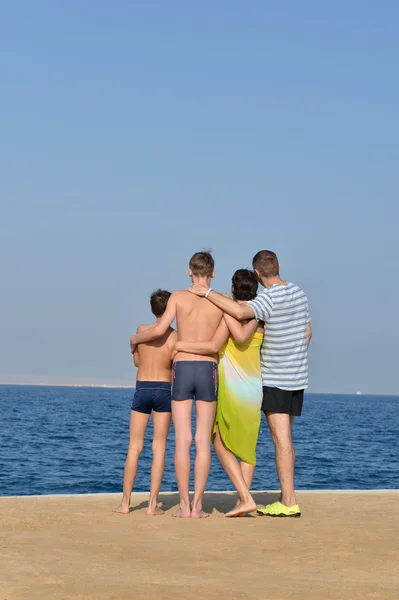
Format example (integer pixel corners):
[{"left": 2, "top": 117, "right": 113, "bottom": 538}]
[{"left": 0, "top": 385, "right": 398, "bottom": 497}]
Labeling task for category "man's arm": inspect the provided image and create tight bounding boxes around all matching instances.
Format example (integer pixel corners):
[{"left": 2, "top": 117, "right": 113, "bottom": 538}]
[
  {"left": 130, "top": 293, "right": 178, "bottom": 346},
  {"left": 188, "top": 284, "right": 273, "bottom": 323},
  {"left": 133, "top": 349, "right": 140, "bottom": 367},
  {"left": 306, "top": 302, "right": 312, "bottom": 348},
  {"left": 187, "top": 285, "right": 255, "bottom": 320},
  {"left": 175, "top": 319, "right": 229, "bottom": 355},
  {"left": 306, "top": 322, "right": 312, "bottom": 347}
]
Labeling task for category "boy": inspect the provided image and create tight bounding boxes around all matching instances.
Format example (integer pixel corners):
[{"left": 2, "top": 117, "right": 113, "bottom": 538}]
[
  {"left": 114, "top": 289, "right": 177, "bottom": 516},
  {"left": 129, "top": 252, "right": 223, "bottom": 518}
]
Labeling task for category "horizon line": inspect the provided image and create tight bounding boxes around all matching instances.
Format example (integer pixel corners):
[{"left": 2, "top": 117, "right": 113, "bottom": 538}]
[{"left": 0, "top": 382, "right": 397, "bottom": 396}]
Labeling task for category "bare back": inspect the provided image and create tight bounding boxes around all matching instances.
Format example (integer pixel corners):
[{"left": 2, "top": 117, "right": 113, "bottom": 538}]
[
  {"left": 136, "top": 325, "right": 177, "bottom": 382},
  {"left": 173, "top": 291, "right": 223, "bottom": 363}
]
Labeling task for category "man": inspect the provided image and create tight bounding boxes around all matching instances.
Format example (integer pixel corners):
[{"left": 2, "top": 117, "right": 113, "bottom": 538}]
[
  {"left": 188, "top": 250, "right": 312, "bottom": 518},
  {"left": 114, "top": 289, "right": 177, "bottom": 516},
  {"left": 129, "top": 251, "right": 223, "bottom": 518}
]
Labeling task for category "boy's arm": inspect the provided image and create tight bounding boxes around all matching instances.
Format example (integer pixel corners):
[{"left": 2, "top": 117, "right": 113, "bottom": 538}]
[
  {"left": 130, "top": 293, "right": 178, "bottom": 346},
  {"left": 131, "top": 325, "right": 142, "bottom": 365},
  {"left": 175, "top": 319, "right": 229, "bottom": 355},
  {"left": 168, "top": 330, "right": 179, "bottom": 361},
  {"left": 130, "top": 325, "right": 138, "bottom": 354},
  {"left": 187, "top": 285, "right": 255, "bottom": 320},
  {"left": 223, "top": 314, "right": 260, "bottom": 344}
]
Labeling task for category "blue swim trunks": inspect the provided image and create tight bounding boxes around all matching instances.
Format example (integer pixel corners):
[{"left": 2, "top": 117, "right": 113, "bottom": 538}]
[
  {"left": 171, "top": 361, "right": 218, "bottom": 402},
  {"left": 132, "top": 381, "right": 171, "bottom": 414}
]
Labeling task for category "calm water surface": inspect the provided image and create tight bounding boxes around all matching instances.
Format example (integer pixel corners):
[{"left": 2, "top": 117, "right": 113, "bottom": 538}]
[{"left": 0, "top": 385, "right": 398, "bottom": 496}]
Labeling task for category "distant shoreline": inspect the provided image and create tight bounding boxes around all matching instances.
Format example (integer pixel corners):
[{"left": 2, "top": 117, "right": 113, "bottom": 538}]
[
  {"left": 0, "top": 383, "right": 397, "bottom": 396},
  {"left": 0, "top": 382, "right": 134, "bottom": 389}
]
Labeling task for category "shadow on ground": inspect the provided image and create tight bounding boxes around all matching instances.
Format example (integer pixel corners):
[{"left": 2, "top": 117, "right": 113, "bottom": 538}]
[{"left": 133, "top": 491, "right": 280, "bottom": 514}]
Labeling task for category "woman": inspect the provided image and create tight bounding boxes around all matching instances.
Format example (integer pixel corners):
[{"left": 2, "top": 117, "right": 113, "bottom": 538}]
[{"left": 175, "top": 269, "right": 263, "bottom": 517}]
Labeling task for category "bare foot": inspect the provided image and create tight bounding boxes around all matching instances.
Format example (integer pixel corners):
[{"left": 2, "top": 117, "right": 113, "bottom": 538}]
[
  {"left": 224, "top": 499, "right": 257, "bottom": 518},
  {"left": 191, "top": 508, "right": 210, "bottom": 519},
  {"left": 172, "top": 506, "right": 191, "bottom": 518},
  {"left": 113, "top": 503, "right": 130, "bottom": 515},
  {"left": 147, "top": 505, "right": 165, "bottom": 516},
  {"left": 233, "top": 498, "right": 246, "bottom": 518}
]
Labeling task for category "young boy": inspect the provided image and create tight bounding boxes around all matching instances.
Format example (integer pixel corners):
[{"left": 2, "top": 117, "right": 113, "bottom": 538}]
[
  {"left": 114, "top": 289, "right": 177, "bottom": 516},
  {"left": 129, "top": 252, "right": 224, "bottom": 518}
]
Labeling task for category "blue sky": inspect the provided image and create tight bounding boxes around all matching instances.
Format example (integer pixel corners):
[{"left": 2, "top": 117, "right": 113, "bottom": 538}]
[{"left": 1, "top": 1, "right": 398, "bottom": 393}]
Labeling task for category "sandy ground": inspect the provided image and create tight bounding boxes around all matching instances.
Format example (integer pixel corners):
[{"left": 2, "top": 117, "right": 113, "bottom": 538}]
[{"left": 1, "top": 491, "right": 398, "bottom": 600}]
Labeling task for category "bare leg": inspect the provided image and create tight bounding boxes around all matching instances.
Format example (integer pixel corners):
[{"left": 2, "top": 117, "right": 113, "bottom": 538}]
[
  {"left": 276, "top": 416, "right": 295, "bottom": 502},
  {"left": 240, "top": 461, "right": 255, "bottom": 490},
  {"left": 233, "top": 461, "right": 256, "bottom": 515},
  {"left": 113, "top": 411, "right": 150, "bottom": 514},
  {"left": 267, "top": 412, "right": 297, "bottom": 507},
  {"left": 290, "top": 415, "right": 295, "bottom": 432},
  {"left": 191, "top": 401, "right": 216, "bottom": 518},
  {"left": 171, "top": 400, "right": 192, "bottom": 518},
  {"left": 213, "top": 428, "right": 256, "bottom": 517},
  {"left": 147, "top": 411, "right": 171, "bottom": 516}
]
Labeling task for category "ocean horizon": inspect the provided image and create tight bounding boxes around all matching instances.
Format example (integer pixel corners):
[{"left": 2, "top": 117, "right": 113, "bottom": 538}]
[
  {"left": 2, "top": 382, "right": 397, "bottom": 395},
  {"left": 1, "top": 385, "right": 398, "bottom": 497}
]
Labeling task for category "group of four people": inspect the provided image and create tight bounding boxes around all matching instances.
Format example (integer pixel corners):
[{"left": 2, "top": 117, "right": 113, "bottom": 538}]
[{"left": 114, "top": 249, "right": 312, "bottom": 518}]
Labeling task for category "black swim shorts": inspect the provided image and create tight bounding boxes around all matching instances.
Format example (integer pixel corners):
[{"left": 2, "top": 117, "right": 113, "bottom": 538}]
[
  {"left": 132, "top": 381, "right": 171, "bottom": 414},
  {"left": 262, "top": 386, "right": 304, "bottom": 417},
  {"left": 171, "top": 361, "right": 218, "bottom": 402}
]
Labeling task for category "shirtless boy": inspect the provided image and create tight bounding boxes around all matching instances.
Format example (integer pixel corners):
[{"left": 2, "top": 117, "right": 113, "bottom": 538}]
[
  {"left": 129, "top": 252, "right": 223, "bottom": 518},
  {"left": 114, "top": 289, "right": 177, "bottom": 516}
]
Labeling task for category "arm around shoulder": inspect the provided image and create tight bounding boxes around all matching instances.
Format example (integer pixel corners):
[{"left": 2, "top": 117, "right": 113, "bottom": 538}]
[
  {"left": 131, "top": 325, "right": 142, "bottom": 365},
  {"left": 223, "top": 314, "right": 259, "bottom": 343},
  {"left": 175, "top": 319, "right": 229, "bottom": 355},
  {"left": 206, "top": 290, "right": 256, "bottom": 320}
]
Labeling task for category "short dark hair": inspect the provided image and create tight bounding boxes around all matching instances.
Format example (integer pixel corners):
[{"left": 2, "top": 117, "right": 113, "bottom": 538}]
[
  {"left": 189, "top": 250, "right": 214, "bottom": 277},
  {"left": 252, "top": 250, "right": 279, "bottom": 277},
  {"left": 231, "top": 269, "right": 259, "bottom": 301},
  {"left": 150, "top": 289, "right": 171, "bottom": 317}
]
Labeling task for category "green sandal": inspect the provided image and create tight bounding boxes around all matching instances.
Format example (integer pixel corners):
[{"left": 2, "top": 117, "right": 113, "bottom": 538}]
[{"left": 257, "top": 500, "right": 301, "bottom": 518}]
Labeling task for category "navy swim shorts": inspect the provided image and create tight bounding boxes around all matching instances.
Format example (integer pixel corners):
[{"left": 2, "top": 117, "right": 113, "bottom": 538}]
[
  {"left": 132, "top": 381, "right": 171, "bottom": 414},
  {"left": 171, "top": 361, "right": 218, "bottom": 402}
]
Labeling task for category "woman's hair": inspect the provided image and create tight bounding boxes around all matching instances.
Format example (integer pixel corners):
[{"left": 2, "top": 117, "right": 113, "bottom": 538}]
[{"left": 231, "top": 269, "right": 259, "bottom": 301}]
